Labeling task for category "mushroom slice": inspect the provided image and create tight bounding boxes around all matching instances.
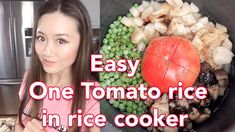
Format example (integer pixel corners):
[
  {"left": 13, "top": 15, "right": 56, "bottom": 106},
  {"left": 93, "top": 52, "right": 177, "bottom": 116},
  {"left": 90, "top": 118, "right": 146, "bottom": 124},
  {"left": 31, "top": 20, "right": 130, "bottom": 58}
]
[
  {"left": 164, "top": 126, "right": 178, "bottom": 132},
  {"left": 144, "top": 97, "right": 154, "bottom": 107},
  {"left": 215, "top": 69, "right": 228, "bottom": 81},
  {"left": 189, "top": 107, "right": 200, "bottom": 120},
  {"left": 219, "top": 86, "right": 227, "bottom": 96},
  {"left": 195, "top": 114, "right": 210, "bottom": 123},
  {"left": 150, "top": 94, "right": 169, "bottom": 115},
  {"left": 204, "top": 108, "right": 212, "bottom": 115},
  {"left": 169, "top": 101, "right": 176, "bottom": 109},
  {"left": 208, "top": 85, "right": 219, "bottom": 100},
  {"left": 176, "top": 97, "right": 189, "bottom": 109}
]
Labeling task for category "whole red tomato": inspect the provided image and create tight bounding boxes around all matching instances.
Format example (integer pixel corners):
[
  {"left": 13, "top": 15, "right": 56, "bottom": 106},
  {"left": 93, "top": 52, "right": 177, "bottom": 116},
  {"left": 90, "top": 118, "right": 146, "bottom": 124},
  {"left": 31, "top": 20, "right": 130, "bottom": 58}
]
[{"left": 141, "top": 36, "right": 200, "bottom": 93}]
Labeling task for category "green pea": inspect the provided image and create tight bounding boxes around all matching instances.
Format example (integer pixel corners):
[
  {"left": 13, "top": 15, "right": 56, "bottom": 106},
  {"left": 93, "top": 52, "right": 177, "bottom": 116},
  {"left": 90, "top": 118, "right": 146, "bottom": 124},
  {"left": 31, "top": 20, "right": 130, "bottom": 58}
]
[
  {"left": 110, "top": 24, "right": 115, "bottom": 28},
  {"left": 119, "top": 104, "right": 125, "bottom": 111},
  {"left": 127, "top": 101, "right": 133, "bottom": 107},
  {"left": 132, "top": 110, "right": 137, "bottom": 114},
  {"left": 137, "top": 107, "right": 143, "bottom": 112},
  {"left": 118, "top": 16, "right": 123, "bottom": 21},
  {"left": 126, "top": 107, "right": 132, "bottom": 113},
  {"left": 127, "top": 13, "right": 132, "bottom": 17},
  {"left": 103, "top": 39, "right": 108, "bottom": 44},
  {"left": 138, "top": 101, "right": 143, "bottom": 107},
  {"left": 122, "top": 100, "right": 127, "bottom": 106},
  {"left": 133, "top": 103, "right": 138, "bottom": 110},
  {"left": 134, "top": 3, "right": 139, "bottom": 8},
  {"left": 109, "top": 99, "right": 115, "bottom": 104},
  {"left": 113, "top": 101, "right": 119, "bottom": 108}
]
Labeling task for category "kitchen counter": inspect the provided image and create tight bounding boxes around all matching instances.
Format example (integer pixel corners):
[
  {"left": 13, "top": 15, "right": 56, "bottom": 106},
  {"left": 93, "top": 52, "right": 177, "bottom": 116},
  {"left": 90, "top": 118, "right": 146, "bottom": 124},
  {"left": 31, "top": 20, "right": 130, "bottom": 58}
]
[{"left": 0, "top": 117, "right": 16, "bottom": 132}]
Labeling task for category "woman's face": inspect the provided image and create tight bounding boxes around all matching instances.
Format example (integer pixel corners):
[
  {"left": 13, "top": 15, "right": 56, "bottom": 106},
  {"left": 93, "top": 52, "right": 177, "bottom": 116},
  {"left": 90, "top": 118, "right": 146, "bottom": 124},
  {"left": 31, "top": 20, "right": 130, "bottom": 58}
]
[{"left": 35, "top": 11, "right": 80, "bottom": 74}]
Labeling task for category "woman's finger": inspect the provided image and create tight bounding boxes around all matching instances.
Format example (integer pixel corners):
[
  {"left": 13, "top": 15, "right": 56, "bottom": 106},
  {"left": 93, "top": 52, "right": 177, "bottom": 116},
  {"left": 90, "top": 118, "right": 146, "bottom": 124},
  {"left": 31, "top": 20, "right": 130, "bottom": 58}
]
[
  {"left": 31, "top": 119, "right": 44, "bottom": 130},
  {"left": 23, "top": 119, "right": 44, "bottom": 132}
]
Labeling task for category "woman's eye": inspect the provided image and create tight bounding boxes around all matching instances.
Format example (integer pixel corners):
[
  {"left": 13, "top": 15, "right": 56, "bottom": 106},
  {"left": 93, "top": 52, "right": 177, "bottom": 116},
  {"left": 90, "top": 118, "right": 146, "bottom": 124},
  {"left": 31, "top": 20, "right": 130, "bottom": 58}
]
[
  {"left": 36, "top": 36, "right": 45, "bottom": 42},
  {"left": 57, "top": 38, "right": 68, "bottom": 45}
]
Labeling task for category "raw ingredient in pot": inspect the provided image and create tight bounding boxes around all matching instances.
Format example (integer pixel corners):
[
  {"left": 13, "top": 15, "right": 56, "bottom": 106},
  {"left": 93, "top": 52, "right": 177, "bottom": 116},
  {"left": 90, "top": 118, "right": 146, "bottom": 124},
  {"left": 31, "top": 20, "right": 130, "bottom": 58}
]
[
  {"left": 141, "top": 36, "right": 200, "bottom": 93},
  {"left": 100, "top": 0, "right": 234, "bottom": 131}
]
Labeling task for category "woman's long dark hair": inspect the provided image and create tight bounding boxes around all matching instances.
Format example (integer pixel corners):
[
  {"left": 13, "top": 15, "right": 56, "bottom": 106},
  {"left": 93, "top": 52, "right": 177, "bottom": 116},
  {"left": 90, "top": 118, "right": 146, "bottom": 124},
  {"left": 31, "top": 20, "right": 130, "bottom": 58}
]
[{"left": 18, "top": 0, "right": 98, "bottom": 131}]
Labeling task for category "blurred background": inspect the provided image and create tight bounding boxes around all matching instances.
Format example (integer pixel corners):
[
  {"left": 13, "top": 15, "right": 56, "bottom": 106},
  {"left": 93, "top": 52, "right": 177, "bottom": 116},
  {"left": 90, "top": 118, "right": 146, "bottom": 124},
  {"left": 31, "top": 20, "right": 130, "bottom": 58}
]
[{"left": 0, "top": 0, "right": 100, "bottom": 131}]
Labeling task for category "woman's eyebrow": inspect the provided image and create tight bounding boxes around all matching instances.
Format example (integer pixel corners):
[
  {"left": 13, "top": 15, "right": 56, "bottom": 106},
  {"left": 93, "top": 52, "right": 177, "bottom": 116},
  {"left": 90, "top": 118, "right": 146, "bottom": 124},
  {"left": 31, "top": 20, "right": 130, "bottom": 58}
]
[
  {"left": 55, "top": 33, "right": 72, "bottom": 38},
  {"left": 36, "top": 30, "right": 45, "bottom": 35}
]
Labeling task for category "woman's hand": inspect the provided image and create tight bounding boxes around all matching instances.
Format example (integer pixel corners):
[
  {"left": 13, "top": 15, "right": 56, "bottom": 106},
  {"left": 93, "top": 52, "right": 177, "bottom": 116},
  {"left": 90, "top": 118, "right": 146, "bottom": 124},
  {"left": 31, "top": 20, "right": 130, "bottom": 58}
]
[{"left": 23, "top": 119, "right": 45, "bottom": 132}]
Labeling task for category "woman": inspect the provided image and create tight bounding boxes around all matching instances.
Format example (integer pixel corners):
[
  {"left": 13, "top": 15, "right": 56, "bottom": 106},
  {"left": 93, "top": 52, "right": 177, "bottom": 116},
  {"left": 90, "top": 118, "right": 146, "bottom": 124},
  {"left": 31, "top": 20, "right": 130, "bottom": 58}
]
[{"left": 14, "top": 0, "right": 100, "bottom": 131}]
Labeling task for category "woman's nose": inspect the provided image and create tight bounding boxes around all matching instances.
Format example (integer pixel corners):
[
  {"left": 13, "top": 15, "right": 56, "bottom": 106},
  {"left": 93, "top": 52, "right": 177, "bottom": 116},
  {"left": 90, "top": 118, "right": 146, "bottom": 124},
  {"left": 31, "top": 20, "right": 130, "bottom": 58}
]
[{"left": 43, "top": 42, "right": 54, "bottom": 57}]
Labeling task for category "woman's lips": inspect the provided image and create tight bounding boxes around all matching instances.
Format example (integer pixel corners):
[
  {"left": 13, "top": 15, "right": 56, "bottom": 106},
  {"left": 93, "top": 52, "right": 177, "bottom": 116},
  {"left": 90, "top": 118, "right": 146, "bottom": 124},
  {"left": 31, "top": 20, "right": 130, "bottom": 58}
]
[{"left": 42, "top": 59, "right": 56, "bottom": 66}]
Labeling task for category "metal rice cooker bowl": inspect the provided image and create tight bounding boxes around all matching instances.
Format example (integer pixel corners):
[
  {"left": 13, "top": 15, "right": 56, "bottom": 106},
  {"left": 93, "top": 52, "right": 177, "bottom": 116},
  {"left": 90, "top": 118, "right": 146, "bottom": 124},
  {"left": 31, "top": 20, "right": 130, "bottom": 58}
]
[{"left": 100, "top": 0, "right": 235, "bottom": 131}]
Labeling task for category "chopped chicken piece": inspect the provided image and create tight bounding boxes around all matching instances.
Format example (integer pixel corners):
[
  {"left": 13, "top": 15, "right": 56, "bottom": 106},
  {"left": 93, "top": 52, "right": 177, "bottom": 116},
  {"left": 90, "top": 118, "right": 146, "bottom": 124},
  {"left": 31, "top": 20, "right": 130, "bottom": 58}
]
[
  {"left": 191, "top": 12, "right": 201, "bottom": 20},
  {"left": 179, "top": 2, "right": 191, "bottom": 16},
  {"left": 154, "top": 22, "right": 167, "bottom": 34},
  {"left": 150, "top": 1, "right": 162, "bottom": 11},
  {"left": 222, "top": 38, "right": 233, "bottom": 50},
  {"left": 133, "top": 17, "right": 144, "bottom": 27},
  {"left": 121, "top": 16, "right": 134, "bottom": 27},
  {"left": 190, "top": 2, "right": 199, "bottom": 13},
  {"left": 182, "top": 14, "right": 197, "bottom": 26},
  {"left": 167, "top": 17, "right": 191, "bottom": 35},
  {"left": 131, "top": 28, "right": 146, "bottom": 44},
  {"left": 198, "top": 17, "right": 209, "bottom": 24},
  {"left": 166, "top": 0, "right": 177, "bottom": 8},
  {"left": 141, "top": 6, "right": 154, "bottom": 21},
  {"left": 129, "top": 6, "right": 140, "bottom": 17},
  {"left": 173, "top": 0, "right": 184, "bottom": 8},
  {"left": 216, "top": 23, "right": 228, "bottom": 33},
  {"left": 190, "top": 22, "right": 205, "bottom": 33},
  {"left": 212, "top": 46, "right": 234, "bottom": 65}
]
